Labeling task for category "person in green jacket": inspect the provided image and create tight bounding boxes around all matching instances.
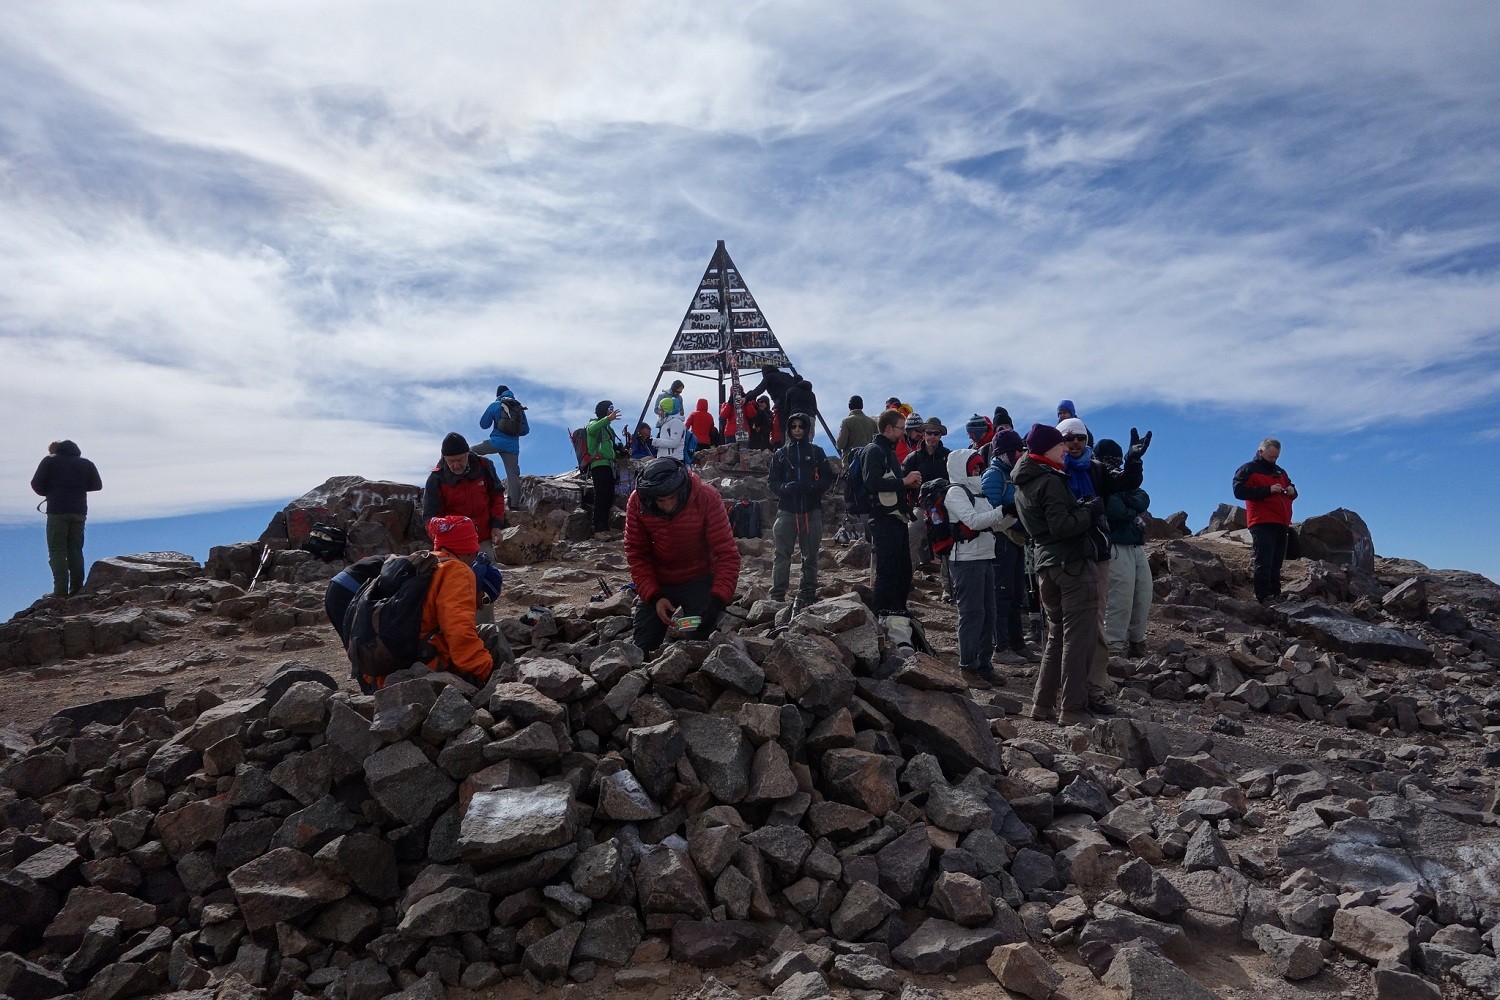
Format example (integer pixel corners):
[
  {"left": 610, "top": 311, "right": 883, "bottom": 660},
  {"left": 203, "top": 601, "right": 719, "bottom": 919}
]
[
  {"left": 1012, "top": 423, "right": 1103, "bottom": 725},
  {"left": 586, "top": 401, "right": 622, "bottom": 538},
  {"left": 1097, "top": 439, "right": 1152, "bottom": 657}
]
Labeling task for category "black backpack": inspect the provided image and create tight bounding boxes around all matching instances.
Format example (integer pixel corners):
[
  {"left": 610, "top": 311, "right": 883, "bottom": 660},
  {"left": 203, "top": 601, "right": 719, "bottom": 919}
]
[
  {"left": 497, "top": 396, "right": 528, "bottom": 437},
  {"left": 842, "top": 449, "right": 871, "bottom": 514},
  {"left": 301, "top": 523, "right": 349, "bottom": 561},
  {"left": 343, "top": 551, "right": 440, "bottom": 692},
  {"left": 729, "top": 499, "right": 762, "bottom": 538}
]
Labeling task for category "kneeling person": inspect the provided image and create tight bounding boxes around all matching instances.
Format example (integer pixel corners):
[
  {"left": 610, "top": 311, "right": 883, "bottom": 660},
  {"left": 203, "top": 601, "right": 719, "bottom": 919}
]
[
  {"left": 626, "top": 458, "right": 741, "bottom": 655},
  {"left": 768, "top": 412, "right": 834, "bottom": 607},
  {"left": 423, "top": 515, "right": 511, "bottom": 686}
]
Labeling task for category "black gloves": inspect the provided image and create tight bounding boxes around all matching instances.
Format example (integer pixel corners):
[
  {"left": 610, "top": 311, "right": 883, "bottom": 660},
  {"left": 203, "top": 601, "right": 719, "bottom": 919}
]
[
  {"left": 1001, "top": 502, "right": 1017, "bottom": 518},
  {"left": 1083, "top": 495, "right": 1105, "bottom": 516},
  {"left": 1128, "top": 428, "right": 1153, "bottom": 461}
]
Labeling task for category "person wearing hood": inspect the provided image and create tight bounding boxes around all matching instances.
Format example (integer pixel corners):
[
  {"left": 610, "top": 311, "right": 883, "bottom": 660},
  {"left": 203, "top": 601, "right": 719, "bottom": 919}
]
[
  {"left": 625, "top": 458, "right": 741, "bottom": 654},
  {"left": 1098, "top": 439, "right": 1152, "bottom": 657},
  {"left": 585, "top": 402, "right": 623, "bottom": 538},
  {"left": 783, "top": 378, "right": 818, "bottom": 428},
  {"left": 980, "top": 429, "right": 1039, "bottom": 664},
  {"left": 422, "top": 432, "right": 507, "bottom": 623},
  {"left": 767, "top": 413, "right": 835, "bottom": 608},
  {"left": 1012, "top": 424, "right": 1101, "bottom": 725},
  {"left": 629, "top": 422, "right": 656, "bottom": 460},
  {"left": 475, "top": 385, "right": 530, "bottom": 511},
  {"left": 31, "top": 439, "right": 103, "bottom": 597},
  {"left": 652, "top": 394, "right": 687, "bottom": 459},
  {"left": 944, "top": 448, "right": 1013, "bottom": 684},
  {"left": 685, "top": 398, "right": 716, "bottom": 448}
]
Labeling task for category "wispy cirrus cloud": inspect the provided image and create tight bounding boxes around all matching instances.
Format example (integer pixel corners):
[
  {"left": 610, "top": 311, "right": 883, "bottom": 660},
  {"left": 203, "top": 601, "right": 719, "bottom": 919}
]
[{"left": 1, "top": 1, "right": 1498, "bottom": 521}]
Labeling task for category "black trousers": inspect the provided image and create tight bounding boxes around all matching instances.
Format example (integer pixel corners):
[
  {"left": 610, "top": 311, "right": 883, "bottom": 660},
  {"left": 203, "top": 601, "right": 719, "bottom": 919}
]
[
  {"left": 633, "top": 573, "right": 721, "bottom": 655},
  {"left": 993, "top": 536, "right": 1029, "bottom": 649},
  {"left": 1250, "top": 523, "right": 1289, "bottom": 602},
  {"left": 590, "top": 465, "right": 616, "bottom": 532},
  {"left": 869, "top": 513, "right": 913, "bottom": 616}
]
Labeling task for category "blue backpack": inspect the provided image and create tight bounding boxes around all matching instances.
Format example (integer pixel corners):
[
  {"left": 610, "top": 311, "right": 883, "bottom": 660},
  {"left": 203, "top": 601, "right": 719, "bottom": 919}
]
[
  {"left": 842, "top": 448, "right": 871, "bottom": 514},
  {"left": 683, "top": 430, "right": 698, "bottom": 466}
]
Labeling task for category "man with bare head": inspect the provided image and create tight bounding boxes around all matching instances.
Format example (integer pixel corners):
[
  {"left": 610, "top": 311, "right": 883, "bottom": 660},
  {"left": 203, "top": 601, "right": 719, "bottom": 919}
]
[{"left": 1233, "top": 438, "right": 1298, "bottom": 604}]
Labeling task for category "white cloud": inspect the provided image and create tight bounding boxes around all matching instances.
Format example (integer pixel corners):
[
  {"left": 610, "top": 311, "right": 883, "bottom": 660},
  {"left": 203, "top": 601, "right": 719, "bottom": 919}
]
[{"left": 2, "top": 1, "right": 1499, "bottom": 521}]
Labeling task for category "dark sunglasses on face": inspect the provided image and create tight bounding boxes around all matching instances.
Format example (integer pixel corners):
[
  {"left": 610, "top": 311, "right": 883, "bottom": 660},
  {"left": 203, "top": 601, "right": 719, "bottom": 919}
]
[{"left": 1061, "top": 434, "right": 1087, "bottom": 443}]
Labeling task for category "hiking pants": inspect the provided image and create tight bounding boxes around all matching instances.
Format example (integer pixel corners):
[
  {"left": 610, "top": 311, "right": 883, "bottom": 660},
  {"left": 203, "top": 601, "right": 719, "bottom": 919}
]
[
  {"left": 46, "top": 513, "right": 87, "bottom": 597},
  {"left": 1032, "top": 561, "right": 1099, "bottom": 714},
  {"left": 632, "top": 573, "right": 721, "bottom": 655},
  {"left": 993, "top": 536, "right": 1029, "bottom": 650},
  {"left": 472, "top": 444, "right": 524, "bottom": 509},
  {"left": 771, "top": 509, "right": 822, "bottom": 603},
  {"left": 949, "top": 558, "right": 995, "bottom": 673},
  {"left": 1090, "top": 559, "right": 1112, "bottom": 691},
  {"left": 1250, "top": 524, "right": 1289, "bottom": 602},
  {"left": 1106, "top": 543, "right": 1152, "bottom": 650},
  {"left": 869, "top": 513, "right": 913, "bottom": 616},
  {"left": 589, "top": 465, "right": 616, "bottom": 533}
]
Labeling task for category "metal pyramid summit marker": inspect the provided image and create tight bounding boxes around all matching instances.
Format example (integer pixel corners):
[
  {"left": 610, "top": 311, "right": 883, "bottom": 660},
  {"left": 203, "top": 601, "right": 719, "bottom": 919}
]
[{"left": 639, "top": 241, "right": 829, "bottom": 440}]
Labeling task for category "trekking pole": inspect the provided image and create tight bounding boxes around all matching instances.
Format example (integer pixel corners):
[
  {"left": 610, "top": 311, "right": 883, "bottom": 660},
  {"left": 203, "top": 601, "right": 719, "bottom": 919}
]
[{"left": 248, "top": 544, "right": 273, "bottom": 590}]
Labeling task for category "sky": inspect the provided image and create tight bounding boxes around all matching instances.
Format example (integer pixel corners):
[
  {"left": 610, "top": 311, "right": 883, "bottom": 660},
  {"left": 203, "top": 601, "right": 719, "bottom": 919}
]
[{"left": 2, "top": 1, "right": 1498, "bottom": 619}]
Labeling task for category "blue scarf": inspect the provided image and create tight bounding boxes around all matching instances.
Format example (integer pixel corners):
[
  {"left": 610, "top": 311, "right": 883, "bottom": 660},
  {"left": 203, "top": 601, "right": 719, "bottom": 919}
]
[{"left": 1063, "top": 448, "right": 1096, "bottom": 498}]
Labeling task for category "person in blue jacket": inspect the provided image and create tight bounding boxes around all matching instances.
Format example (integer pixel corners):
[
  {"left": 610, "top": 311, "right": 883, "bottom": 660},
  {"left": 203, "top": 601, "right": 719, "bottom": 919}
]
[
  {"left": 473, "top": 385, "right": 529, "bottom": 511},
  {"left": 980, "top": 429, "right": 1039, "bottom": 665}
]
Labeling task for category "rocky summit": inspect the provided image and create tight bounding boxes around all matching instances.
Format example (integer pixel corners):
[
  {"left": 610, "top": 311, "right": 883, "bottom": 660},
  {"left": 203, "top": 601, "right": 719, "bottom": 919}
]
[{"left": 0, "top": 450, "right": 1498, "bottom": 1000}]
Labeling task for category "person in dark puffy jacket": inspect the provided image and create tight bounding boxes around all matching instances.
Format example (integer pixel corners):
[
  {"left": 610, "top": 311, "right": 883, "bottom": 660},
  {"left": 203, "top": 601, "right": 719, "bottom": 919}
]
[
  {"left": 31, "top": 440, "right": 102, "bottom": 597},
  {"left": 625, "top": 458, "right": 741, "bottom": 654},
  {"left": 1097, "top": 439, "right": 1152, "bottom": 657},
  {"left": 767, "top": 413, "right": 834, "bottom": 607},
  {"left": 1233, "top": 437, "right": 1298, "bottom": 603},
  {"left": 422, "top": 432, "right": 507, "bottom": 622}
]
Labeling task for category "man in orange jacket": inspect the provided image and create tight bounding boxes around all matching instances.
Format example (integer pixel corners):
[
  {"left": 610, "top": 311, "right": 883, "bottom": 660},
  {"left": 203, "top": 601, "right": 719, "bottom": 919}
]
[{"left": 422, "top": 515, "right": 511, "bottom": 686}]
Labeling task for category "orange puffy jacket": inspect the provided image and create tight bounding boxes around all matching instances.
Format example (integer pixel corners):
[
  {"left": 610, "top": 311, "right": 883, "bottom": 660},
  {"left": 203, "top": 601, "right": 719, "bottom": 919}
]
[{"left": 420, "top": 553, "right": 492, "bottom": 685}]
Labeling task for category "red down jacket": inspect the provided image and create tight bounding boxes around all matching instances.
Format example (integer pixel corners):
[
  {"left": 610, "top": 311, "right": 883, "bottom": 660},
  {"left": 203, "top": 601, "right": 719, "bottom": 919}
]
[
  {"left": 625, "top": 474, "right": 741, "bottom": 607},
  {"left": 1232, "top": 456, "right": 1295, "bottom": 527},
  {"left": 422, "top": 453, "right": 506, "bottom": 534}
]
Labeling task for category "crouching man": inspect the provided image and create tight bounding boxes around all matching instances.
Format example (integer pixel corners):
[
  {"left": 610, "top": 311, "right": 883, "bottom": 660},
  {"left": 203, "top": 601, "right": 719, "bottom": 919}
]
[
  {"left": 423, "top": 515, "right": 511, "bottom": 686},
  {"left": 625, "top": 458, "right": 741, "bottom": 655}
]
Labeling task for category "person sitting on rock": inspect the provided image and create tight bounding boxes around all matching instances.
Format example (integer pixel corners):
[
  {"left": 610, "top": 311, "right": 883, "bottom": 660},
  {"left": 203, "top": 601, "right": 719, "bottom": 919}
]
[
  {"left": 422, "top": 432, "right": 506, "bottom": 623},
  {"left": 625, "top": 457, "right": 741, "bottom": 655},
  {"left": 1013, "top": 423, "right": 1101, "bottom": 726},
  {"left": 422, "top": 515, "right": 510, "bottom": 686},
  {"left": 629, "top": 421, "right": 656, "bottom": 460}
]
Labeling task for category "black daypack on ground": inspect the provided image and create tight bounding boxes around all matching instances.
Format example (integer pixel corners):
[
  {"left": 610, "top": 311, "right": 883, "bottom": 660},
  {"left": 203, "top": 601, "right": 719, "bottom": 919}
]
[
  {"left": 301, "top": 523, "right": 349, "bottom": 561},
  {"left": 343, "top": 551, "right": 439, "bottom": 693},
  {"left": 497, "top": 396, "right": 527, "bottom": 437}
]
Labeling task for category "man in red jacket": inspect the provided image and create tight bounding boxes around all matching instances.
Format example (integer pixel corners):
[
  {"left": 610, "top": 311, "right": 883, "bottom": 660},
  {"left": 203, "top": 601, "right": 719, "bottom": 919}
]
[
  {"left": 423, "top": 432, "right": 507, "bottom": 621},
  {"left": 625, "top": 457, "right": 741, "bottom": 654},
  {"left": 1233, "top": 438, "right": 1298, "bottom": 604}
]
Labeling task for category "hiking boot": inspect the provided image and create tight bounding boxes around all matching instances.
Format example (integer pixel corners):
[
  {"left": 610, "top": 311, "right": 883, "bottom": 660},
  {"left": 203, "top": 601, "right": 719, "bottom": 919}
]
[
  {"left": 1127, "top": 640, "right": 1148, "bottom": 658},
  {"left": 1059, "top": 709, "right": 1095, "bottom": 726},
  {"left": 1027, "top": 704, "right": 1056, "bottom": 723},
  {"left": 966, "top": 664, "right": 999, "bottom": 687},
  {"left": 993, "top": 649, "right": 1028, "bottom": 666},
  {"left": 1086, "top": 693, "right": 1117, "bottom": 716},
  {"left": 769, "top": 592, "right": 786, "bottom": 603},
  {"left": 1010, "top": 643, "right": 1041, "bottom": 663}
]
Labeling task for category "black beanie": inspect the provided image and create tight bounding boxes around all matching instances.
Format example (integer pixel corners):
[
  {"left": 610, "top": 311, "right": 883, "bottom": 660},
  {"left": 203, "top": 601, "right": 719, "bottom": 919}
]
[
  {"left": 441, "top": 432, "right": 469, "bottom": 456},
  {"left": 1096, "top": 439, "right": 1124, "bottom": 461},
  {"left": 496, "top": 384, "right": 508, "bottom": 396},
  {"left": 849, "top": 395, "right": 863, "bottom": 410},
  {"left": 595, "top": 400, "right": 613, "bottom": 419},
  {"left": 993, "top": 406, "right": 1012, "bottom": 427}
]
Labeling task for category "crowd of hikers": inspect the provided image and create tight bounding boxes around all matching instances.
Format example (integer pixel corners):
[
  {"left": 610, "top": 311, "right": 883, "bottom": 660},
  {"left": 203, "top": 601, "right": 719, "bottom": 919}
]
[{"left": 29, "top": 366, "right": 1298, "bottom": 732}]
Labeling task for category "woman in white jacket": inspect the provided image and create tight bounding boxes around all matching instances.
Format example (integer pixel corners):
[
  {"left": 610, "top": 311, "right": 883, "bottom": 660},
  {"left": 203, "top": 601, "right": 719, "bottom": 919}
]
[
  {"left": 945, "top": 448, "right": 1012, "bottom": 683},
  {"left": 652, "top": 395, "right": 686, "bottom": 459}
]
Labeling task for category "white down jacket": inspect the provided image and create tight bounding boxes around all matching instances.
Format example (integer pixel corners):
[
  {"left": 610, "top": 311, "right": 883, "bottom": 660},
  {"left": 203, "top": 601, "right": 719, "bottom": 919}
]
[{"left": 945, "top": 448, "right": 1010, "bottom": 562}]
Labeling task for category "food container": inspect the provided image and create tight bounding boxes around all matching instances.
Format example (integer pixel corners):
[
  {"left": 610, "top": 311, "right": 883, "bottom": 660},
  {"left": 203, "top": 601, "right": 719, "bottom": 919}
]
[{"left": 673, "top": 615, "right": 702, "bottom": 632}]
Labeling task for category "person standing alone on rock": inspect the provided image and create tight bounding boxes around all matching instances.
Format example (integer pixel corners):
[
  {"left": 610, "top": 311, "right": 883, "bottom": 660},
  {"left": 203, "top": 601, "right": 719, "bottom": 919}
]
[
  {"left": 31, "top": 440, "right": 102, "bottom": 598},
  {"left": 1233, "top": 437, "right": 1298, "bottom": 604},
  {"left": 768, "top": 412, "right": 835, "bottom": 610},
  {"left": 625, "top": 458, "right": 741, "bottom": 655},
  {"left": 473, "top": 385, "right": 529, "bottom": 511}
]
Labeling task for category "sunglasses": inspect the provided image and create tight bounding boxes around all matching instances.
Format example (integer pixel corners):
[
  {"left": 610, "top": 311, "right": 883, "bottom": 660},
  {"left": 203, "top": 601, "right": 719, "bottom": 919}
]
[
  {"left": 1061, "top": 434, "right": 1087, "bottom": 443},
  {"left": 924, "top": 430, "right": 943, "bottom": 437}
]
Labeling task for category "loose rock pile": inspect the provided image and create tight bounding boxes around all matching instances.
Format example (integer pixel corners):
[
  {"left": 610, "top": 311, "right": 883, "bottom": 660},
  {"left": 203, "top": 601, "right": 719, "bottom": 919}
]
[{"left": 2, "top": 460, "right": 1499, "bottom": 1000}]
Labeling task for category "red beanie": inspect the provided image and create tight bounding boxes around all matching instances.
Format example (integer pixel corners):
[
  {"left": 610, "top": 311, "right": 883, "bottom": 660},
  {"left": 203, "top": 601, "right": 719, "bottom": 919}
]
[{"left": 427, "top": 515, "right": 480, "bottom": 556}]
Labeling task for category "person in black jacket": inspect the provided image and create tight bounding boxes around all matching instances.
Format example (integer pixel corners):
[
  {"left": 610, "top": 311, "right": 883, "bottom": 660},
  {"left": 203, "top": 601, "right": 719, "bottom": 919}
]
[
  {"left": 862, "top": 410, "right": 922, "bottom": 616},
  {"left": 767, "top": 413, "right": 835, "bottom": 607},
  {"left": 31, "top": 440, "right": 103, "bottom": 597},
  {"left": 903, "top": 417, "right": 953, "bottom": 599}
]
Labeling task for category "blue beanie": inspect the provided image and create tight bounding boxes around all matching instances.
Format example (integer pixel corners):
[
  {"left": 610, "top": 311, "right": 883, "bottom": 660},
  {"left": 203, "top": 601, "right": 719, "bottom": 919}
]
[{"left": 1056, "top": 399, "right": 1076, "bottom": 417}]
